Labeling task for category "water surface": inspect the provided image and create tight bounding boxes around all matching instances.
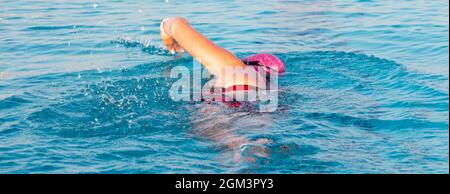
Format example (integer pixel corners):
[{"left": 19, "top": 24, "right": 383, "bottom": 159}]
[{"left": 0, "top": 0, "right": 448, "bottom": 173}]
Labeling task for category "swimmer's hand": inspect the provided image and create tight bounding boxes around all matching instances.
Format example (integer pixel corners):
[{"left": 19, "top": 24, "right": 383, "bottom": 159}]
[{"left": 160, "top": 17, "right": 185, "bottom": 54}]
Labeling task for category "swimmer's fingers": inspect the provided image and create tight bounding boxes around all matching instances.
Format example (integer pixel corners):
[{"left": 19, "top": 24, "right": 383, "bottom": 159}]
[
  {"left": 162, "top": 37, "right": 183, "bottom": 54},
  {"left": 160, "top": 25, "right": 184, "bottom": 54},
  {"left": 173, "top": 43, "right": 185, "bottom": 53},
  {"left": 162, "top": 38, "right": 174, "bottom": 51},
  {"left": 160, "top": 30, "right": 176, "bottom": 53},
  {"left": 167, "top": 42, "right": 182, "bottom": 55},
  {"left": 166, "top": 43, "right": 175, "bottom": 54}
]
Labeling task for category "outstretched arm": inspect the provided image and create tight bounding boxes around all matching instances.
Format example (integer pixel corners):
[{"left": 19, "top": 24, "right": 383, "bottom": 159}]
[{"left": 160, "top": 17, "right": 261, "bottom": 88}]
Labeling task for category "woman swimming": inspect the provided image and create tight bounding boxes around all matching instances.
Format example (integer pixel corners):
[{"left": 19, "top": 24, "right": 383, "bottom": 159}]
[
  {"left": 160, "top": 17, "right": 285, "bottom": 163},
  {"left": 160, "top": 17, "right": 285, "bottom": 92}
]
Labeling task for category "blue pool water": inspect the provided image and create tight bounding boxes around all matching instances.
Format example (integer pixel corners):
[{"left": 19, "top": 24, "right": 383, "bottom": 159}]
[{"left": 0, "top": 0, "right": 448, "bottom": 173}]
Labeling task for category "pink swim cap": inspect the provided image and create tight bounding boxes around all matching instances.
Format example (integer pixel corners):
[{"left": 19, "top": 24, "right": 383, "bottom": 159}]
[{"left": 241, "top": 53, "right": 285, "bottom": 75}]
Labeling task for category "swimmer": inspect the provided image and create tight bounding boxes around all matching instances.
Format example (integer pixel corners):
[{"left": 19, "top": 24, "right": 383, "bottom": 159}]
[
  {"left": 160, "top": 17, "right": 285, "bottom": 90},
  {"left": 160, "top": 17, "right": 285, "bottom": 163}
]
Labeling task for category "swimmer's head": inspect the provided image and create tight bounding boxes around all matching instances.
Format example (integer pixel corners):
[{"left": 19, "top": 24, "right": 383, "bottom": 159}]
[{"left": 241, "top": 53, "right": 285, "bottom": 75}]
